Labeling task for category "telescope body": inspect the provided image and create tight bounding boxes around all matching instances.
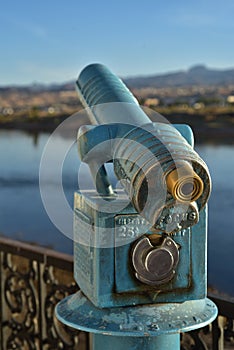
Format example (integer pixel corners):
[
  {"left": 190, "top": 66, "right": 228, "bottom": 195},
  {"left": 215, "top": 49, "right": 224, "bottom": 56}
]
[{"left": 56, "top": 64, "right": 217, "bottom": 350}]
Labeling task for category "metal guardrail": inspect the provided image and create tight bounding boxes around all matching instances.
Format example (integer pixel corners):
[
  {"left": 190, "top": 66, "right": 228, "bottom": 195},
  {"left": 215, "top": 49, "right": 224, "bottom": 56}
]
[
  {"left": 0, "top": 236, "right": 233, "bottom": 350},
  {"left": 0, "top": 237, "right": 88, "bottom": 350}
]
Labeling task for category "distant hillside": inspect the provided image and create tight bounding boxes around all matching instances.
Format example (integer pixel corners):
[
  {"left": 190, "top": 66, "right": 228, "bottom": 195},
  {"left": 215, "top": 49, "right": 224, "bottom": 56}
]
[
  {"left": 0, "top": 82, "right": 75, "bottom": 93},
  {"left": 124, "top": 65, "right": 234, "bottom": 88},
  {"left": 1, "top": 65, "right": 234, "bottom": 92}
]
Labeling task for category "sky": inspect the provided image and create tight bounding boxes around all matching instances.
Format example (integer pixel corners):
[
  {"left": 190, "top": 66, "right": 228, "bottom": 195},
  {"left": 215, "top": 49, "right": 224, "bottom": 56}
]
[{"left": 0, "top": 0, "right": 234, "bottom": 85}]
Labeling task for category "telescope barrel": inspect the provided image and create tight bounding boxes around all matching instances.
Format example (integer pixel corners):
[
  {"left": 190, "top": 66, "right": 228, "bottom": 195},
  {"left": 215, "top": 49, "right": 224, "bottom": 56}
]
[
  {"left": 76, "top": 64, "right": 211, "bottom": 227},
  {"left": 76, "top": 63, "right": 150, "bottom": 126}
]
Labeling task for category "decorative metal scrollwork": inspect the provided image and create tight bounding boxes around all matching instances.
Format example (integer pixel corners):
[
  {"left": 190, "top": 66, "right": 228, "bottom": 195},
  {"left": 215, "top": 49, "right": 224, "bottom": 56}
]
[
  {"left": 181, "top": 329, "right": 208, "bottom": 350},
  {"left": 0, "top": 247, "right": 88, "bottom": 350},
  {"left": 2, "top": 254, "right": 38, "bottom": 350},
  {"left": 6, "top": 333, "right": 37, "bottom": 350},
  {"left": 43, "top": 265, "right": 80, "bottom": 349}
]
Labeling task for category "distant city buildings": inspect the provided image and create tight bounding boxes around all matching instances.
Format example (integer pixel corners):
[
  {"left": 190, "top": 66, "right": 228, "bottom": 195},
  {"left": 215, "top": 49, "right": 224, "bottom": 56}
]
[{"left": 1, "top": 84, "right": 234, "bottom": 120}]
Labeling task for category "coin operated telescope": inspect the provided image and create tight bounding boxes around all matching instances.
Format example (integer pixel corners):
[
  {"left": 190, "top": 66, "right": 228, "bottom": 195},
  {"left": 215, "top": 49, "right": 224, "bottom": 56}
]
[{"left": 56, "top": 64, "right": 217, "bottom": 349}]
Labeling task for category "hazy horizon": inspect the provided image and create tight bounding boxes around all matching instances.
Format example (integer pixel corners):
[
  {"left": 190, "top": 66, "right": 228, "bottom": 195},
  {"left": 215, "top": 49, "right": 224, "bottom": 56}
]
[{"left": 1, "top": 63, "right": 234, "bottom": 88}]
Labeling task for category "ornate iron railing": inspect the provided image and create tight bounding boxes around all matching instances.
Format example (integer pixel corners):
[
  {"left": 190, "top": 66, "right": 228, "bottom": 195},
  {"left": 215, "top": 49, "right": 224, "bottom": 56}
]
[
  {"left": 0, "top": 237, "right": 88, "bottom": 350},
  {"left": 0, "top": 236, "right": 233, "bottom": 350}
]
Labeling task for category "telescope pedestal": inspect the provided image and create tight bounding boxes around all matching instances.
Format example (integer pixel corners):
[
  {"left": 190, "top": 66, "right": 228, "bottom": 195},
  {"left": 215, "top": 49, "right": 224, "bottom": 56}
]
[
  {"left": 93, "top": 333, "right": 179, "bottom": 350},
  {"left": 55, "top": 291, "right": 217, "bottom": 350}
]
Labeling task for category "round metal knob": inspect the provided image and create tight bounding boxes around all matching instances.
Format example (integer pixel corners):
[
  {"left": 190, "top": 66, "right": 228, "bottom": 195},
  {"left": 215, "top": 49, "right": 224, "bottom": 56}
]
[
  {"left": 132, "top": 236, "right": 179, "bottom": 286},
  {"left": 146, "top": 249, "right": 174, "bottom": 277}
]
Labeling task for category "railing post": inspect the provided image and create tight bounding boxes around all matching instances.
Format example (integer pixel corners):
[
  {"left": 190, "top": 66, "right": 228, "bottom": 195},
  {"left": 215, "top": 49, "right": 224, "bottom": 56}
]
[{"left": 212, "top": 316, "right": 226, "bottom": 350}]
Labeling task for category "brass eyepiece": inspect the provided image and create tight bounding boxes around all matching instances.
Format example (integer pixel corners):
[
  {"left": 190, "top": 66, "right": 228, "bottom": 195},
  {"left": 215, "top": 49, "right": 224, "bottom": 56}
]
[{"left": 166, "top": 162, "right": 204, "bottom": 203}]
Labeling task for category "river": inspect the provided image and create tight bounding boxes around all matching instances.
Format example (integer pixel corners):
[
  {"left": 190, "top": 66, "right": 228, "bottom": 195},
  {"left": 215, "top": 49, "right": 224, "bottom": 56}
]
[{"left": 0, "top": 129, "right": 233, "bottom": 297}]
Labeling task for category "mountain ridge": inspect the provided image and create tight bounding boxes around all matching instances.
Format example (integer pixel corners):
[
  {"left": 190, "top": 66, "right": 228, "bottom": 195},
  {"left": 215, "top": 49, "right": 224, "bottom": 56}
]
[
  {"left": 124, "top": 65, "right": 234, "bottom": 88},
  {"left": 1, "top": 65, "right": 234, "bottom": 91}
]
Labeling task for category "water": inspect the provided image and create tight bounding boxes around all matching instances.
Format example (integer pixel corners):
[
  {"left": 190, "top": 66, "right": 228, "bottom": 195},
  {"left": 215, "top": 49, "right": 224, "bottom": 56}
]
[
  {"left": 196, "top": 144, "right": 234, "bottom": 296},
  {"left": 0, "top": 129, "right": 233, "bottom": 296}
]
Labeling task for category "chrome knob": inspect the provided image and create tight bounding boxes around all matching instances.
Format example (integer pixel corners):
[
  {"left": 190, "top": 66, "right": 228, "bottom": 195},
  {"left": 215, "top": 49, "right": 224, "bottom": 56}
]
[{"left": 132, "top": 236, "right": 179, "bottom": 286}]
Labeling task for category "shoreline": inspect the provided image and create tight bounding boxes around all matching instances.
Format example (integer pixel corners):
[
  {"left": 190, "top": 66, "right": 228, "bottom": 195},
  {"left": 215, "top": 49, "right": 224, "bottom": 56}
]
[{"left": 1, "top": 112, "right": 234, "bottom": 144}]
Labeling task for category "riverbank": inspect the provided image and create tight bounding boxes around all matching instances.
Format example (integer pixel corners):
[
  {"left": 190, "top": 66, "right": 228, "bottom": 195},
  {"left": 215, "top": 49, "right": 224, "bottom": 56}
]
[
  {"left": 165, "top": 111, "right": 234, "bottom": 143},
  {"left": 0, "top": 114, "right": 69, "bottom": 132},
  {"left": 1, "top": 109, "right": 234, "bottom": 143}
]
